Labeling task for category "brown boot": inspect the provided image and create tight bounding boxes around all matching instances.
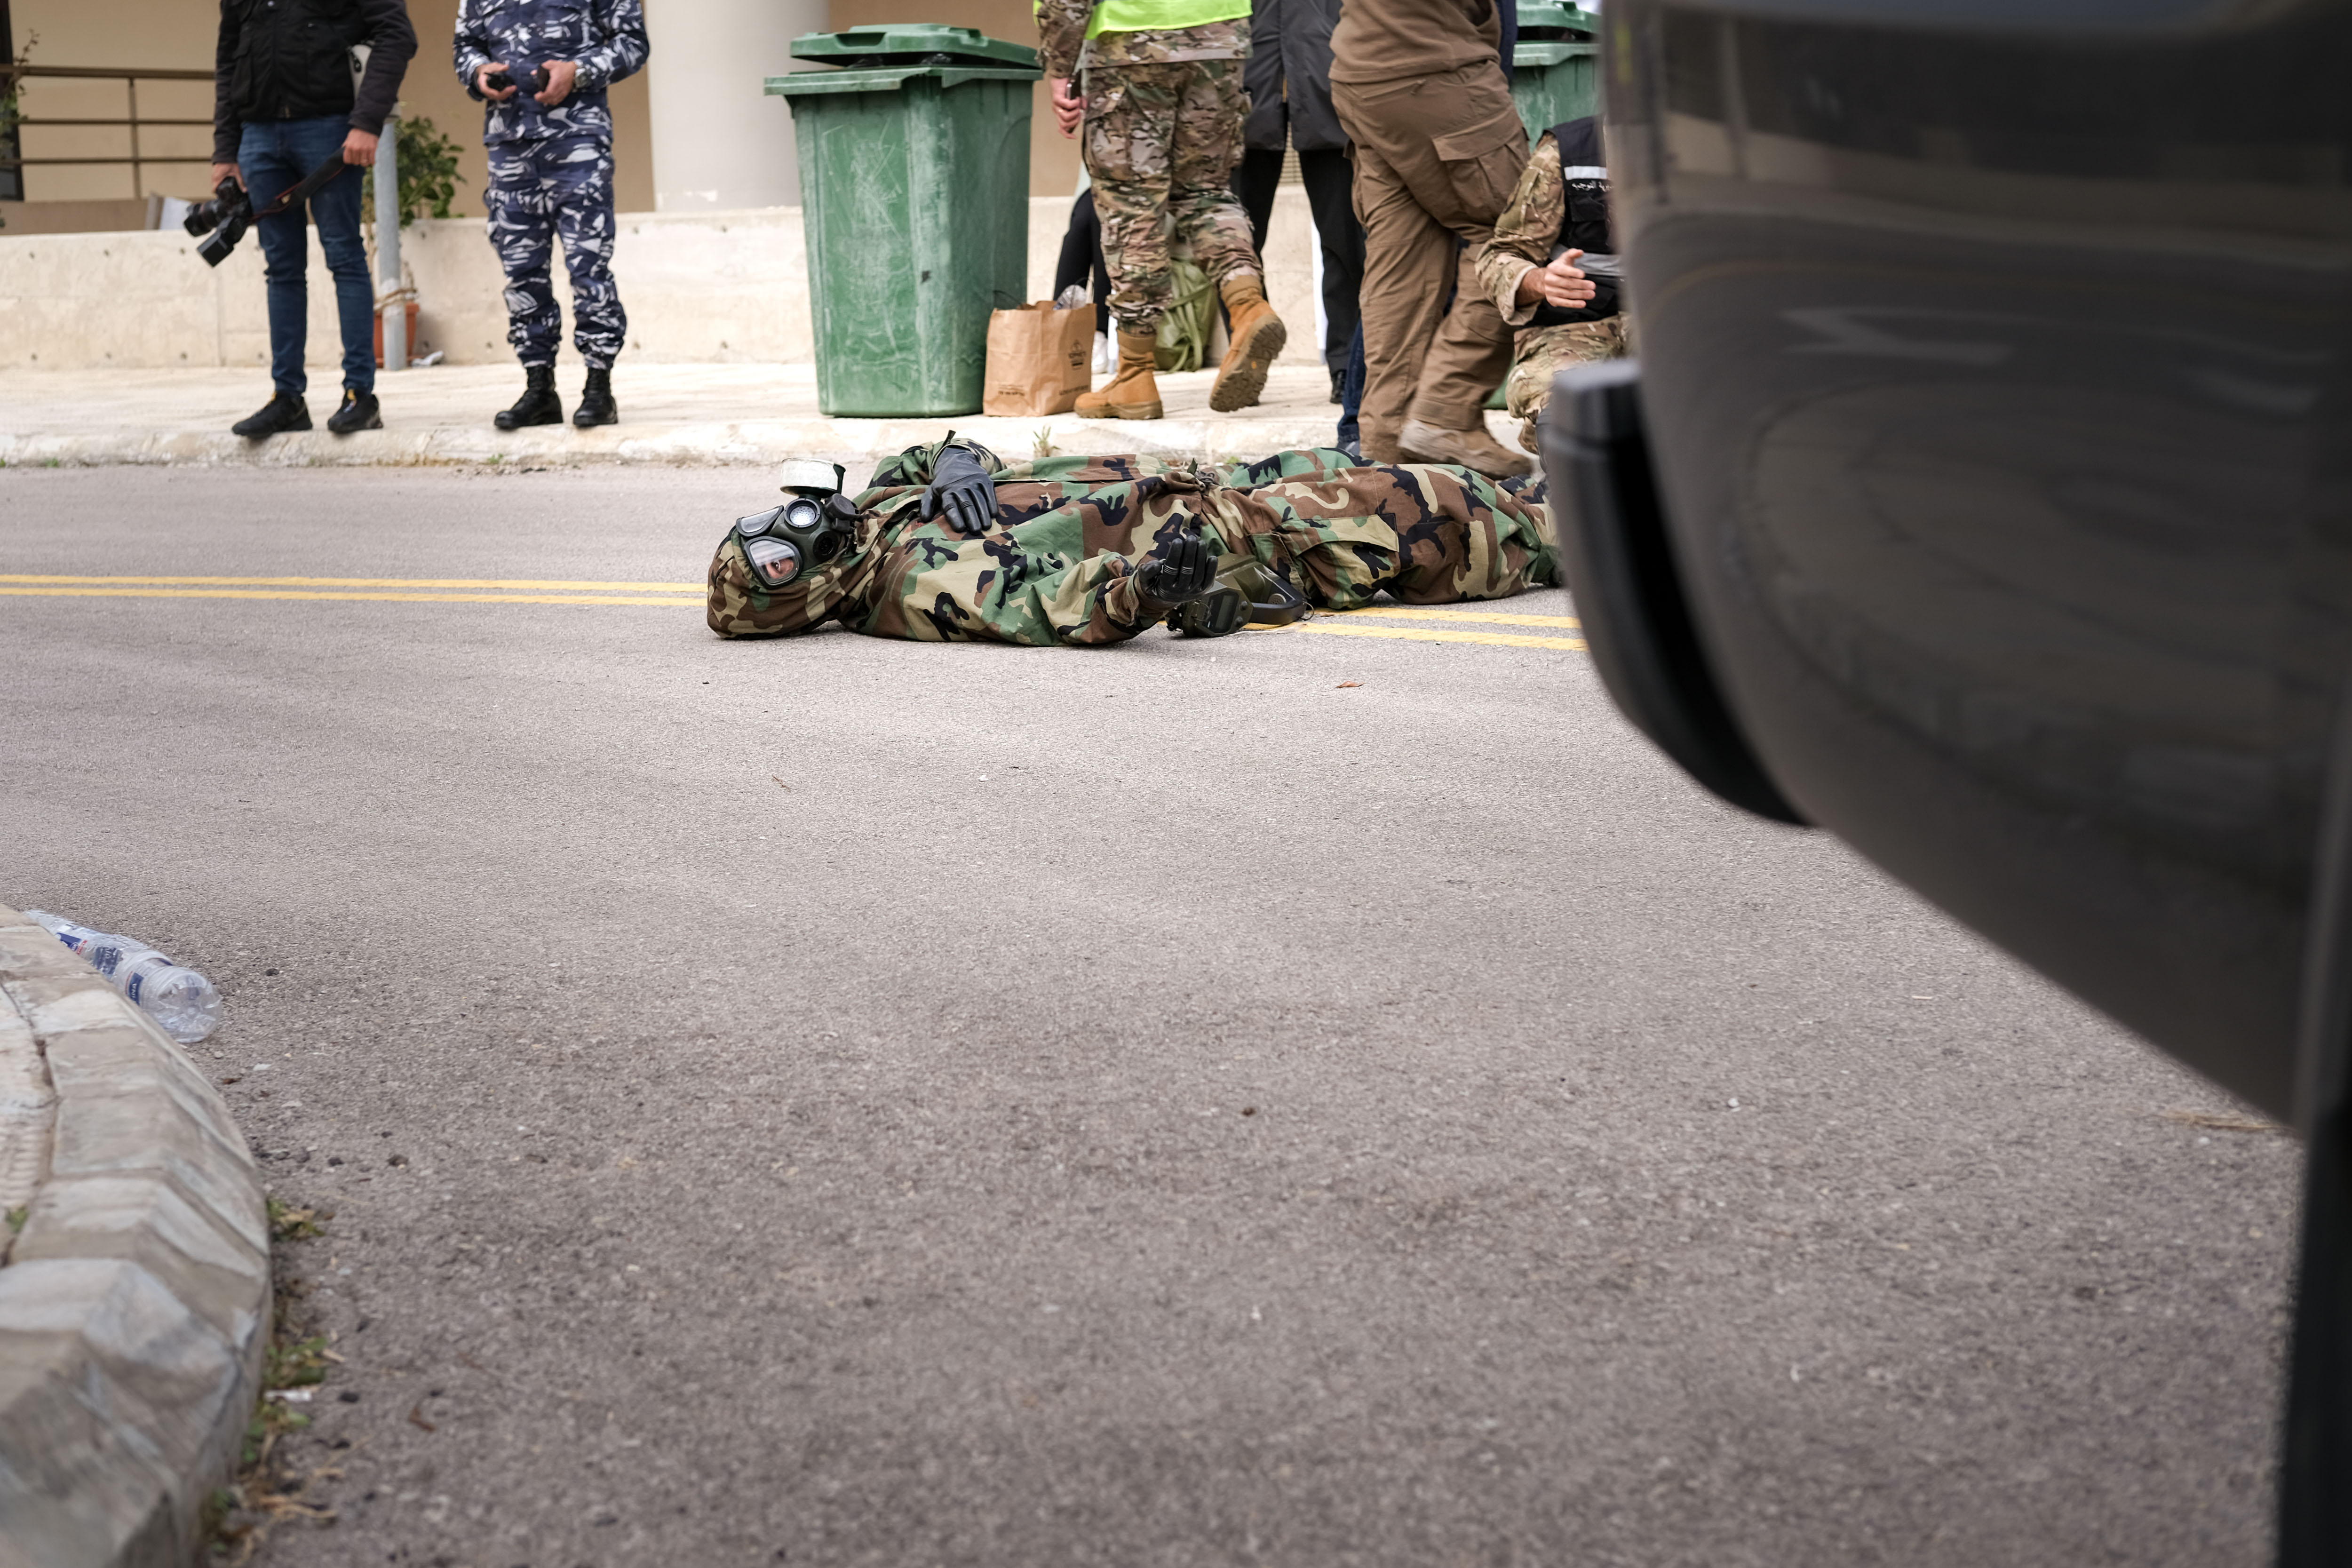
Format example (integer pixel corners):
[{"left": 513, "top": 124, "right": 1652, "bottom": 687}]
[
  {"left": 1076, "top": 328, "right": 1164, "bottom": 420},
  {"left": 1398, "top": 416, "right": 1535, "bottom": 480},
  {"left": 1210, "top": 274, "right": 1287, "bottom": 412}
]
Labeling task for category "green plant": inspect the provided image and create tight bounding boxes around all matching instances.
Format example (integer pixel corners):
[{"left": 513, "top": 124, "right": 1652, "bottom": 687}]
[
  {"left": 360, "top": 114, "right": 466, "bottom": 226},
  {"left": 3, "top": 1205, "right": 26, "bottom": 1234},
  {"left": 0, "top": 30, "right": 38, "bottom": 228}
]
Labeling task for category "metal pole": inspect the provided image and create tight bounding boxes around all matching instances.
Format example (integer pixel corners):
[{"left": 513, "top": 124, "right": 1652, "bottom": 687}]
[{"left": 373, "top": 114, "right": 405, "bottom": 373}]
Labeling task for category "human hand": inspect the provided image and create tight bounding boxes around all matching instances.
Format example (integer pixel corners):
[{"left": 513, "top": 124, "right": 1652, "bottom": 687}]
[
  {"left": 537, "top": 60, "right": 578, "bottom": 106},
  {"left": 477, "top": 61, "right": 518, "bottom": 100},
  {"left": 1138, "top": 533, "right": 1217, "bottom": 604},
  {"left": 921, "top": 445, "right": 999, "bottom": 534},
  {"left": 208, "top": 162, "right": 243, "bottom": 192},
  {"left": 1050, "top": 77, "right": 1083, "bottom": 138},
  {"left": 342, "top": 128, "right": 378, "bottom": 165},
  {"left": 1538, "top": 249, "right": 1597, "bottom": 310}
]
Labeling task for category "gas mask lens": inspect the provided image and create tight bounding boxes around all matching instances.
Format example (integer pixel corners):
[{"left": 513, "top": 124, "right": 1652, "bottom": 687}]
[
  {"left": 744, "top": 534, "right": 801, "bottom": 588},
  {"left": 735, "top": 505, "right": 787, "bottom": 539}
]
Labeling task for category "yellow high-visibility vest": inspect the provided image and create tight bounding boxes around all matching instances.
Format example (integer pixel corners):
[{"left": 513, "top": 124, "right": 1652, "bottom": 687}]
[{"left": 1083, "top": 0, "right": 1250, "bottom": 39}]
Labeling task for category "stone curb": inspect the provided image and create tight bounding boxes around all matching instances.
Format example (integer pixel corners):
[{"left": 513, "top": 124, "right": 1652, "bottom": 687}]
[
  {"left": 0, "top": 411, "right": 1377, "bottom": 471},
  {"left": 0, "top": 905, "right": 269, "bottom": 1568}
]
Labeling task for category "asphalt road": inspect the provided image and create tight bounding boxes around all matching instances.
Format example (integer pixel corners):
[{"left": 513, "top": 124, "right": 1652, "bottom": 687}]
[{"left": 0, "top": 463, "right": 2301, "bottom": 1568}]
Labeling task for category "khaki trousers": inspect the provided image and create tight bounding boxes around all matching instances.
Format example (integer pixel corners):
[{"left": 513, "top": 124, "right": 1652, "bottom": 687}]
[{"left": 1333, "top": 64, "right": 1528, "bottom": 460}]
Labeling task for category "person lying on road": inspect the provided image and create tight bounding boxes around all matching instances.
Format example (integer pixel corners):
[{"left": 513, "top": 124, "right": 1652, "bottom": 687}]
[{"left": 705, "top": 439, "right": 1557, "bottom": 647}]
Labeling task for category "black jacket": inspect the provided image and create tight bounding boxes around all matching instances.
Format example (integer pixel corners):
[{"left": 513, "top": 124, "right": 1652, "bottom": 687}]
[
  {"left": 1243, "top": 0, "right": 1347, "bottom": 154},
  {"left": 215, "top": 0, "right": 418, "bottom": 163},
  {"left": 1530, "top": 116, "right": 1620, "bottom": 325}
]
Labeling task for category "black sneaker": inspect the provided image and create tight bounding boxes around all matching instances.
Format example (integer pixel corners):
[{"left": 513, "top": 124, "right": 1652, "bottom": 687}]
[
  {"left": 1328, "top": 368, "right": 1345, "bottom": 405},
  {"left": 326, "top": 387, "right": 382, "bottom": 434},
  {"left": 232, "top": 392, "right": 311, "bottom": 439}
]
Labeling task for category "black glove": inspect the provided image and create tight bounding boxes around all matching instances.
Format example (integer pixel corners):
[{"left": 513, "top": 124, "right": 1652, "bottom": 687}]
[
  {"left": 1137, "top": 533, "right": 1218, "bottom": 605},
  {"left": 921, "top": 443, "right": 999, "bottom": 535}
]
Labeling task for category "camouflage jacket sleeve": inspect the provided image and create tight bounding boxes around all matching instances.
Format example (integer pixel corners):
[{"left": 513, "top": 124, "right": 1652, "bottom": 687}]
[
  {"left": 573, "top": 0, "right": 650, "bottom": 92},
  {"left": 861, "top": 436, "right": 1007, "bottom": 496},
  {"left": 706, "top": 525, "right": 887, "bottom": 638},
  {"left": 1034, "top": 0, "right": 1095, "bottom": 83},
  {"left": 856, "top": 524, "right": 1176, "bottom": 646},
  {"left": 1478, "top": 130, "right": 1564, "bottom": 327}
]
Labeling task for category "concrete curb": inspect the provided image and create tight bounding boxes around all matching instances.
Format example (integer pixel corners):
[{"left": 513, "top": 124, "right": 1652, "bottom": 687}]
[
  {"left": 0, "top": 410, "right": 1370, "bottom": 470},
  {"left": 0, "top": 905, "right": 269, "bottom": 1568}
]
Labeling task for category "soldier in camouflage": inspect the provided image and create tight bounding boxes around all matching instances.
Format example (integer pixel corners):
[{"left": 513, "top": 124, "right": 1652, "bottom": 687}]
[
  {"left": 1476, "top": 115, "right": 1629, "bottom": 455},
  {"left": 1036, "top": 0, "right": 1287, "bottom": 422},
  {"left": 706, "top": 438, "right": 1557, "bottom": 647},
  {"left": 454, "top": 0, "right": 649, "bottom": 431}
]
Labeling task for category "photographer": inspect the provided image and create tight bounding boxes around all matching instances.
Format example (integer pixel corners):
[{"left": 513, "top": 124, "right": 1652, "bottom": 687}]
[
  {"left": 212, "top": 0, "right": 418, "bottom": 440},
  {"left": 454, "top": 0, "right": 650, "bottom": 431}
]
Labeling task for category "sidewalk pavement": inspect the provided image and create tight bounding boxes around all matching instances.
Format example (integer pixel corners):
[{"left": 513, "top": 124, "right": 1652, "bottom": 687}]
[{"left": 0, "top": 363, "right": 1511, "bottom": 471}]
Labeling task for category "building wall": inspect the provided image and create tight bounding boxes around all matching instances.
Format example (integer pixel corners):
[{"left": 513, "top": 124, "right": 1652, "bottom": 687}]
[
  {"left": 826, "top": 0, "right": 1083, "bottom": 200},
  {"left": 4, "top": 0, "right": 655, "bottom": 215}
]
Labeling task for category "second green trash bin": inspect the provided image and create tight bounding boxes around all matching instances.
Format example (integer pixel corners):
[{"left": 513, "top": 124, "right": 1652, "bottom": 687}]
[
  {"left": 1510, "top": 4, "right": 1600, "bottom": 145},
  {"left": 768, "top": 26, "right": 1042, "bottom": 417}
]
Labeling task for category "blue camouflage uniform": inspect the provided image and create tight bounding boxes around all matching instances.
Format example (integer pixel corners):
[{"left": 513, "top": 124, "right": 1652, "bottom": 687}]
[{"left": 453, "top": 0, "right": 650, "bottom": 369}]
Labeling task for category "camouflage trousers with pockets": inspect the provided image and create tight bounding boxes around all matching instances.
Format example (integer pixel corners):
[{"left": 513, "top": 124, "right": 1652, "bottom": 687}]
[
  {"left": 485, "top": 132, "right": 627, "bottom": 368},
  {"left": 1082, "top": 59, "right": 1261, "bottom": 333}
]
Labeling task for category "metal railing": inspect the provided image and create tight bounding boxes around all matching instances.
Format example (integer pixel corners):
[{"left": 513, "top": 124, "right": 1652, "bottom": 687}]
[{"left": 0, "top": 64, "right": 216, "bottom": 198}]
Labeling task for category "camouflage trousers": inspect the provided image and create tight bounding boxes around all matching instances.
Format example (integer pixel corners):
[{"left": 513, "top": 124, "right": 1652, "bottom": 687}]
[
  {"left": 1504, "top": 318, "right": 1629, "bottom": 453},
  {"left": 484, "top": 133, "right": 627, "bottom": 368},
  {"left": 1082, "top": 59, "right": 1261, "bottom": 333}
]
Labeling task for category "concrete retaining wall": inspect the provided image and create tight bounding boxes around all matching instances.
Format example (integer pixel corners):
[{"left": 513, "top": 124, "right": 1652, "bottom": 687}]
[{"left": 0, "top": 192, "right": 1330, "bottom": 374}]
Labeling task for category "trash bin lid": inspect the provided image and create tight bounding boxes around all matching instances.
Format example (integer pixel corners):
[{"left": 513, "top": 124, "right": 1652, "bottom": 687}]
[
  {"left": 1515, "top": 2, "right": 1597, "bottom": 35},
  {"left": 790, "top": 25, "right": 1039, "bottom": 70}
]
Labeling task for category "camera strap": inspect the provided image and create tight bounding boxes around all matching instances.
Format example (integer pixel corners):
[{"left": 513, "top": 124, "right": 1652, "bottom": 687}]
[{"left": 254, "top": 151, "right": 354, "bottom": 219}]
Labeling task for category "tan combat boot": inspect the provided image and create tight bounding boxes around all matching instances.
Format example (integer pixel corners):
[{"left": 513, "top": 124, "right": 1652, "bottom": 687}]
[
  {"left": 1210, "top": 274, "right": 1287, "bottom": 413},
  {"left": 1398, "top": 416, "right": 1535, "bottom": 480},
  {"left": 1076, "top": 328, "right": 1165, "bottom": 421}
]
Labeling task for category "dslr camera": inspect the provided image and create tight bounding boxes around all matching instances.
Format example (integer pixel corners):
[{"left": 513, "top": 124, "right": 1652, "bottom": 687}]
[
  {"left": 183, "top": 176, "right": 255, "bottom": 268},
  {"left": 485, "top": 64, "right": 552, "bottom": 95}
]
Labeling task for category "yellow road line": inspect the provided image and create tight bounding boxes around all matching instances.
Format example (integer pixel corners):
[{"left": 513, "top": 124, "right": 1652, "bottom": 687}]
[
  {"left": 0, "top": 587, "right": 698, "bottom": 606},
  {"left": 1283, "top": 622, "right": 1587, "bottom": 652},
  {"left": 0, "top": 574, "right": 705, "bottom": 591},
  {"left": 1324, "top": 605, "right": 1581, "bottom": 629}
]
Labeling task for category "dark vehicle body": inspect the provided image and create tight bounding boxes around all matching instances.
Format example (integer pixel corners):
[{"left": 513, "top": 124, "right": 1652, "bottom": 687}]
[{"left": 1546, "top": 2, "right": 2352, "bottom": 1561}]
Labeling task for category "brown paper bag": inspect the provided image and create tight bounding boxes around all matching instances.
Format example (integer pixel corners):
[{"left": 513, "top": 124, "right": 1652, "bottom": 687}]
[{"left": 982, "top": 301, "right": 1096, "bottom": 416}]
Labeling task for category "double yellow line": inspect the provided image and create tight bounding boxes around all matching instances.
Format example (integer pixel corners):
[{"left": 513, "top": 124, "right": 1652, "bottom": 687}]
[{"left": 0, "top": 575, "right": 1583, "bottom": 650}]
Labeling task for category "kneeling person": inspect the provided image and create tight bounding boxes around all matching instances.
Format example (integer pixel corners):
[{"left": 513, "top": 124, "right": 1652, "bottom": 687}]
[
  {"left": 1475, "top": 115, "right": 1629, "bottom": 455},
  {"left": 706, "top": 439, "right": 1558, "bottom": 646}
]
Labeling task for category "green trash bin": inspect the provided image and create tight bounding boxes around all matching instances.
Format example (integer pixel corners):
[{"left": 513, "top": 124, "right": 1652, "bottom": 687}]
[
  {"left": 1510, "top": 4, "right": 1600, "bottom": 146},
  {"left": 767, "top": 26, "right": 1042, "bottom": 417}
]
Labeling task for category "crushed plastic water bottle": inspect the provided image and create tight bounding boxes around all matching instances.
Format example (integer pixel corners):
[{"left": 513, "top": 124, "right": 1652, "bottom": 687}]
[{"left": 22, "top": 910, "right": 223, "bottom": 1044}]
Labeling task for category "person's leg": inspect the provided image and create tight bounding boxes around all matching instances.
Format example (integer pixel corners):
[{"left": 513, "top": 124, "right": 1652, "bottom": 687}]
[
  {"left": 294, "top": 121, "right": 375, "bottom": 399},
  {"left": 552, "top": 139, "right": 625, "bottom": 369},
  {"left": 1336, "top": 323, "right": 1365, "bottom": 455},
  {"left": 1331, "top": 98, "right": 1453, "bottom": 463},
  {"left": 485, "top": 140, "right": 563, "bottom": 370},
  {"left": 1053, "top": 189, "right": 1098, "bottom": 300},
  {"left": 1084, "top": 63, "right": 1179, "bottom": 338},
  {"left": 1079, "top": 63, "right": 1178, "bottom": 418},
  {"left": 238, "top": 121, "right": 310, "bottom": 400},
  {"left": 1168, "top": 58, "right": 1261, "bottom": 292},
  {"left": 1232, "top": 144, "right": 1284, "bottom": 258},
  {"left": 1298, "top": 148, "right": 1365, "bottom": 378}
]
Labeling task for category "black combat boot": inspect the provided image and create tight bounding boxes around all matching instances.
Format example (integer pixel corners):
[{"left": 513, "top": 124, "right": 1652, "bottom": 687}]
[
  {"left": 573, "top": 366, "right": 618, "bottom": 428},
  {"left": 326, "top": 387, "right": 382, "bottom": 434},
  {"left": 494, "top": 366, "right": 563, "bottom": 430},
  {"left": 231, "top": 391, "right": 310, "bottom": 439}
]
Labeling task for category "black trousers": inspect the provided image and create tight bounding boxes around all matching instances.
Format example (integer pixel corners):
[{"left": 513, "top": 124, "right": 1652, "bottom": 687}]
[
  {"left": 1053, "top": 189, "right": 1112, "bottom": 325},
  {"left": 1232, "top": 144, "right": 1366, "bottom": 377}
]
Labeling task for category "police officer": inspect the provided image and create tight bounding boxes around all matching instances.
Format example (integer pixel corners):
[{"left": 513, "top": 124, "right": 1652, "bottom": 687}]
[
  {"left": 453, "top": 0, "right": 649, "bottom": 430},
  {"left": 1037, "top": 0, "right": 1287, "bottom": 422}
]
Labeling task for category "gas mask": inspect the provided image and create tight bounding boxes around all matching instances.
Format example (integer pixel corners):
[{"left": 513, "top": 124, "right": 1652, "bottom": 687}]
[{"left": 733, "top": 459, "right": 861, "bottom": 591}]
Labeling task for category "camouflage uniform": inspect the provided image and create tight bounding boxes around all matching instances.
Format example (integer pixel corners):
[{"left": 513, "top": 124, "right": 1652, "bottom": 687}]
[
  {"left": 1036, "top": 3, "right": 1263, "bottom": 333},
  {"left": 1476, "top": 127, "right": 1630, "bottom": 454},
  {"left": 707, "top": 442, "right": 1557, "bottom": 645},
  {"left": 453, "top": 0, "right": 650, "bottom": 369}
]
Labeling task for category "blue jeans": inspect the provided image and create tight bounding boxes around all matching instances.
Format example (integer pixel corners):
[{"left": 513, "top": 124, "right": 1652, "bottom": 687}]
[{"left": 238, "top": 116, "right": 373, "bottom": 398}]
